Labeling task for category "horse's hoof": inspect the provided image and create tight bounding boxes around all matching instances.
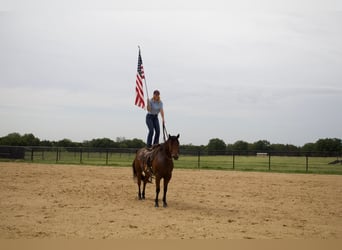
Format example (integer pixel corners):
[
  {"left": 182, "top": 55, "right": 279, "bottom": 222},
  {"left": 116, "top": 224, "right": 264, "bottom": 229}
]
[
  {"left": 155, "top": 203, "right": 159, "bottom": 208},
  {"left": 163, "top": 202, "right": 168, "bottom": 208}
]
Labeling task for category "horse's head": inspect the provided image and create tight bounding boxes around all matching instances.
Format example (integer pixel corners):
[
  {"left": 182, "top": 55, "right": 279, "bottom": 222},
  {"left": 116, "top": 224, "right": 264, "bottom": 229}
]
[{"left": 167, "top": 134, "right": 180, "bottom": 160}]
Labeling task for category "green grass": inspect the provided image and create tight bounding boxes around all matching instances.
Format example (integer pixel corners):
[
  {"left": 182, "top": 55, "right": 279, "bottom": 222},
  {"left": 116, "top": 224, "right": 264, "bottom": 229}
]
[
  {"left": 16, "top": 150, "right": 342, "bottom": 175},
  {"left": 173, "top": 155, "right": 342, "bottom": 175},
  {"left": 25, "top": 150, "right": 136, "bottom": 167}
]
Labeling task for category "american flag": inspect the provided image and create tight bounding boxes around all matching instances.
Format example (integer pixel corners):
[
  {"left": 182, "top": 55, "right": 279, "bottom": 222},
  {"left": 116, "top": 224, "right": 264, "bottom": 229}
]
[{"left": 135, "top": 49, "right": 145, "bottom": 108}]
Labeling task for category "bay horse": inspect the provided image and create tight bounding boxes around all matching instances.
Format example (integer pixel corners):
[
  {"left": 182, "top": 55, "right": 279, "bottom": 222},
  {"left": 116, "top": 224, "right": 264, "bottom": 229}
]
[{"left": 132, "top": 134, "right": 180, "bottom": 207}]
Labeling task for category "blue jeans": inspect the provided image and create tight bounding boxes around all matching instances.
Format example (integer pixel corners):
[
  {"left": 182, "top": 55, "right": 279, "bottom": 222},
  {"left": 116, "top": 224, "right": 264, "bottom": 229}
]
[{"left": 146, "top": 114, "right": 160, "bottom": 147}]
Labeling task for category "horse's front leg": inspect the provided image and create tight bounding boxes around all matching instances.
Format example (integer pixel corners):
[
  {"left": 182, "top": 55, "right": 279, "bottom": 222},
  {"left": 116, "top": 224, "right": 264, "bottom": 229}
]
[
  {"left": 137, "top": 177, "right": 142, "bottom": 200},
  {"left": 142, "top": 180, "right": 147, "bottom": 199},
  {"left": 155, "top": 177, "right": 161, "bottom": 207},
  {"left": 162, "top": 178, "right": 169, "bottom": 207}
]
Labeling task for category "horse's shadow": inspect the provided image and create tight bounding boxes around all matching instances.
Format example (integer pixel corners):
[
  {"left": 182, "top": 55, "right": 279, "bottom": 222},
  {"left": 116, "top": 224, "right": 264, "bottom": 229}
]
[{"left": 135, "top": 195, "right": 238, "bottom": 218}]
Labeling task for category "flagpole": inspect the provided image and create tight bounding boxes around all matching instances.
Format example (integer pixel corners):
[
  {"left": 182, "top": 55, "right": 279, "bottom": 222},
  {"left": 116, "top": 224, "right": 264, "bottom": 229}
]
[{"left": 138, "top": 46, "right": 149, "bottom": 101}]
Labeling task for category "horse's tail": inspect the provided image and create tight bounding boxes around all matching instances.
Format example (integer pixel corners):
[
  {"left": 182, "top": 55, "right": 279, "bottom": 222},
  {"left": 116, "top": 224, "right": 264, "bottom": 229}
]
[{"left": 132, "top": 158, "right": 137, "bottom": 181}]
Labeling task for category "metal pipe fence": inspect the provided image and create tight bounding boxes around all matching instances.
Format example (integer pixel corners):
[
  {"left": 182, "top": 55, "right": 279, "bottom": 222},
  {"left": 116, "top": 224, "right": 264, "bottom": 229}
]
[
  {"left": 0, "top": 146, "right": 341, "bottom": 174},
  {"left": 178, "top": 149, "right": 342, "bottom": 174}
]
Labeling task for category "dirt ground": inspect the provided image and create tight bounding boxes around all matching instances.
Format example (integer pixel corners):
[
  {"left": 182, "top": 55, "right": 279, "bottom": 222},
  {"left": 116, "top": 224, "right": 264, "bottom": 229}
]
[{"left": 0, "top": 162, "right": 341, "bottom": 239}]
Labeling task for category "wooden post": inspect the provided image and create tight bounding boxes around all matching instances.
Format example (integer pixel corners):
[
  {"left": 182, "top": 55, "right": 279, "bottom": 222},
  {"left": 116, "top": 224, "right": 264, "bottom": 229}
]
[
  {"left": 56, "top": 148, "right": 59, "bottom": 163},
  {"left": 233, "top": 153, "right": 235, "bottom": 170},
  {"left": 80, "top": 148, "right": 83, "bottom": 164},
  {"left": 268, "top": 153, "right": 271, "bottom": 171}
]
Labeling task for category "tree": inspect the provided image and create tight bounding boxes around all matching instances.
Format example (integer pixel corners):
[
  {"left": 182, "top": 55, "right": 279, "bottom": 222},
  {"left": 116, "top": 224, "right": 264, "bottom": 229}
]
[
  {"left": 180, "top": 144, "right": 205, "bottom": 154},
  {"left": 124, "top": 138, "right": 145, "bottom": 148},
  {"left": 40, "top": 140, "right": 54, "bottom": 147},
  {"left": 56, "top": 139, "right": 77, "bottom": 148},
  {"left": 0, "top": 132, "right": 40, "bottom": 146},
  {"left": 0, "top": 133, "right": 22, "bottom": 146},
  {"left": 251, "top": 140, "right": 271, "bottom": 151},
  {"left": 316, "top": 138, "right": 341, "bottom": 153},
  {"left": 207, "top": 138, "right": 226, "bottom": 155},
  {"left": 88, "top": 138, "right": 118, "bottom": 148},
  {"left": 22, "top": 133, "right": 40, "bottom": 146},
  {"left": 301, "top": 142, "right": 316, "bottom": 153},
  {"left": 232, "top": 140, "right": 249, "bottom": 151},
  {"left": 269, "top": 143, "right": 299, "bottom": 156}
]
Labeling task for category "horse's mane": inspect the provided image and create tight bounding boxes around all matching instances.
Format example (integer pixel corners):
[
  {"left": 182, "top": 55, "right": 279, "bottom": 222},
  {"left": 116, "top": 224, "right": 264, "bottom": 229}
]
[{"left": 162, "top": 141, "right": 170, "bottom": 152}]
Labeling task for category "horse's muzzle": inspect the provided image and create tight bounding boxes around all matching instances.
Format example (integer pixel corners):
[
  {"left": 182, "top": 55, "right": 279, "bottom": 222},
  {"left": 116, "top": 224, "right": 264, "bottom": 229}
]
[{"left": 172, "top": 154, "right": 179, "bottom": 160}]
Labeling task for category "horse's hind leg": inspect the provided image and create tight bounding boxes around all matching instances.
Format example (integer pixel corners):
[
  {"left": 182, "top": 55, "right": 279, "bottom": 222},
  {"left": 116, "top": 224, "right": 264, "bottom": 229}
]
[
  {"left": 137, "top": 177, "right": 142, "bottom": 200},
  {"left": 154, "top": 177, "right": 161, "bottom": 207}
]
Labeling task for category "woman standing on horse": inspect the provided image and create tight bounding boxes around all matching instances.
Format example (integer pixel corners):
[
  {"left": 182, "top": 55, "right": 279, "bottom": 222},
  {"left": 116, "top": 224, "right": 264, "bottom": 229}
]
[{"left": 146, "top": 90, "right": 165, "bottom": 148}]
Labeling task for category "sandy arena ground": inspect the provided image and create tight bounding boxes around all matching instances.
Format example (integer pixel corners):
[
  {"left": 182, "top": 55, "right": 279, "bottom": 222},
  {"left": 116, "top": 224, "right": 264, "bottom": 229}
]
[{"left": 0, "top": 162, "right": 341, "bottom": 239}]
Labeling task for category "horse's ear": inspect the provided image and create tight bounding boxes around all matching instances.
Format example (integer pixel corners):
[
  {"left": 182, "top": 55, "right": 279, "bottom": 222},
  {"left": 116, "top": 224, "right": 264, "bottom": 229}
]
[
  {"left": 168, "top": 134, "right": 171, "bottom": 138},
  {"left": 177, "top": 134, "right": 180, "bottom": 139}
]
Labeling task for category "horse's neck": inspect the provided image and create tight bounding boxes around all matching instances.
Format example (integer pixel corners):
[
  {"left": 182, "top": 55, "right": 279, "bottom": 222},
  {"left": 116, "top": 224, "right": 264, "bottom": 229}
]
[{"left": 161, "top": 142, "right": 172, "bottom": 159}]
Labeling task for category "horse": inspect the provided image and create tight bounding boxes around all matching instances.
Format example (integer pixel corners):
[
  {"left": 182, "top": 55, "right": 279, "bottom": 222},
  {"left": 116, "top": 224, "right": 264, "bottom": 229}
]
[{"left": 132, "top": 134, "right": 180, "bottom": 207}]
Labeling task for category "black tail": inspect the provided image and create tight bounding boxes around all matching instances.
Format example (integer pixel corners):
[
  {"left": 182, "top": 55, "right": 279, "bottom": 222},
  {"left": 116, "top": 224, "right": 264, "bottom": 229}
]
[{"left": 132, "top": 159, "right": 137, "bottom": 180}]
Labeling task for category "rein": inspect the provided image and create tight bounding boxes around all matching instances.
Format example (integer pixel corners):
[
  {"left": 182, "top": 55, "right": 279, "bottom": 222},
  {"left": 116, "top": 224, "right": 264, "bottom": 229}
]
[
  {"left": 161, "top": 126, "right": 172, "bottom": 160},
  {"left": 162, "top": 123, "right": 168, "bottom": 142},
  {"left": 161, "top": 124, "right": 178, "bottom": 160}
]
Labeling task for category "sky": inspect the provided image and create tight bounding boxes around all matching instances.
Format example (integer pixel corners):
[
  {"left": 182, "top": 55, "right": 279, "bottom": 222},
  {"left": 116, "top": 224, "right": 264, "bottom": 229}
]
[{"left": 1, "top": 0, "right": 342, "bottom": 146}]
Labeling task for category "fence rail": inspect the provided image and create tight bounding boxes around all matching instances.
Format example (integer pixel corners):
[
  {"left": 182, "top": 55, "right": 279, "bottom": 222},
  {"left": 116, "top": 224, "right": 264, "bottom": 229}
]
[{"left": 0, "top": 146, "right": 341, "bottom": 174}]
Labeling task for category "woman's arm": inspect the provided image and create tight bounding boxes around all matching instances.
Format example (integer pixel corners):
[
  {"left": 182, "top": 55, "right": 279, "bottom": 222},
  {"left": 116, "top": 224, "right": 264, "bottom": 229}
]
[
  {"left": 147, "top": 99, "right": 151, "bottom": 112},
  {"left": 160, "top": 108, "right": 165, "bottom": 124}
]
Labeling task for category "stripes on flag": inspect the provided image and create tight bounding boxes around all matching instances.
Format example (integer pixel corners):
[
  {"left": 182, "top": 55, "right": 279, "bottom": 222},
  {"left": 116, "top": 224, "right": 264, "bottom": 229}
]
[{"left": 135, "top": 49, "right": 145, "bottom": 108}]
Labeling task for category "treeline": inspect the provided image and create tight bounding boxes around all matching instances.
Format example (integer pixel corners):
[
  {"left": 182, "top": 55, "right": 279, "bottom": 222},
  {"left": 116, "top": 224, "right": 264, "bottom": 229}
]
[
  {"left": 0, "top": 133, "right": 341, "bottom": 155},
  {"left": 0, "top": 133, "right": 145, "bottom": 149},
  {"left": 181, "top": 138, "right": 342, "bottom": 155}
]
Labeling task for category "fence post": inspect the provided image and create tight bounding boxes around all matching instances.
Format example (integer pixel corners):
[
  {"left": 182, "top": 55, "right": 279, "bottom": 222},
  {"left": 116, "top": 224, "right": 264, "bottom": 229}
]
[
  {"left": 31, "top": 148, "right": 34, "bottom": 162},
  {"left": 106, "top": 150, "right": 109, "bottom": 165},
  {"left": 268, "top": 152, "right": 271, "bottom": 171},
  {"left": 197, "top": 149, "right": 201, "bottom": 169},
  {"left": 80, "top": 148, "right": 83, "bottom": 164},
  {"left": 306, "top": 154, "right": 309, "bottom": 172},
  {"left": 56, "top": 148, "right": 59, "bottom": 163},
  {"left": 232, "top": 153, "right": 235, "bottom": 170}
]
